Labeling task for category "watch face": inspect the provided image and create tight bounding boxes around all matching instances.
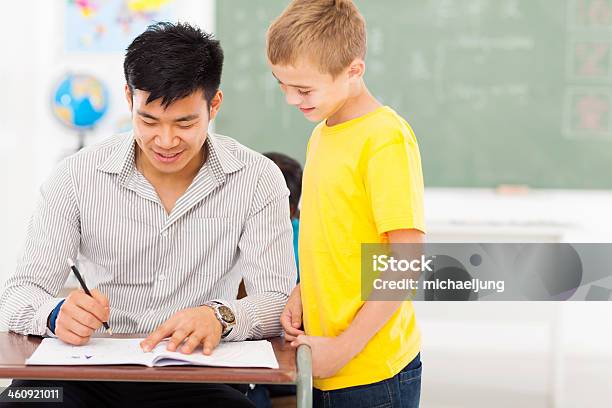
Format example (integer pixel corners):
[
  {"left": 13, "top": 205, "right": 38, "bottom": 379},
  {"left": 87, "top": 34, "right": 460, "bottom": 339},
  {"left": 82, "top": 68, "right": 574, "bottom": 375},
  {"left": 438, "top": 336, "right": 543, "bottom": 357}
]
[{"left": 218, "top": 305, "right": 235, "bottom": 324}]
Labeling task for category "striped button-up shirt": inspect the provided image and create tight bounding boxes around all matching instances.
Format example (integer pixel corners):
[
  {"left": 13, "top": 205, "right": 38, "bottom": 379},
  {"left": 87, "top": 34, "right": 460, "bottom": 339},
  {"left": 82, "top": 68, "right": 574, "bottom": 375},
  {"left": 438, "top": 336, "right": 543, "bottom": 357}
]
[{"left": 0, "top": 132, "right": 296, "bottom": 341}]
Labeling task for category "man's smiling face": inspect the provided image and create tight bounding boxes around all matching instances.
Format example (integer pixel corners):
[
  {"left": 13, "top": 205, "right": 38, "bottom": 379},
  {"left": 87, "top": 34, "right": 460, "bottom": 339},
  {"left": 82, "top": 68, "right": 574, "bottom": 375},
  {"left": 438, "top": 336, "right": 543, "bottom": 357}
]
[{"left": 127, "top": 88, "right": 221, "bottom": 176}]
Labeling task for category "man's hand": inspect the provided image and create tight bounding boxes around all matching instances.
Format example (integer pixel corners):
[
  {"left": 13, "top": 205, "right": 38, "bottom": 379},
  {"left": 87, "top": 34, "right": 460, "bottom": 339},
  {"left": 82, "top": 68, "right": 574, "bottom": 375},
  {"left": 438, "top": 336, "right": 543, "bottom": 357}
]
[
  {"left": 291, "top": 334, "right": 353, "bottom": 379},
  {"left": 55, "top": 289, "right": 109, "bottom": 346},
  {"left": 140, "top": 306, "right": 223, "bottom": 355},
  {"left": 280, "top": 284, "right": 304, "bottom": 341}
]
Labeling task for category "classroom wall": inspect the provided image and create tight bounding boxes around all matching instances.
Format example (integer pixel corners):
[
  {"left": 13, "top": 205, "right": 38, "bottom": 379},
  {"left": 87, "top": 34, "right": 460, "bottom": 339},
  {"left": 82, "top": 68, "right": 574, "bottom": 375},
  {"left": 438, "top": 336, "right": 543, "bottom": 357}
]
[
  {"left": 1, "top": 2, "right": 612, "bottom": 407},
  {"left": 0, "top": 0, "right": 214, "bottom": 287}
]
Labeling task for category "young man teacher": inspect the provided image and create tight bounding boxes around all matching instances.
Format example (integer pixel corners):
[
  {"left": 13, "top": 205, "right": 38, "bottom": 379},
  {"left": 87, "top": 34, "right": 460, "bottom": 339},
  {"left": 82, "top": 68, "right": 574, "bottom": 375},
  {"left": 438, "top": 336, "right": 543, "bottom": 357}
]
[{"left": 0, "top": 22, "right": 295, "bottom": 407}]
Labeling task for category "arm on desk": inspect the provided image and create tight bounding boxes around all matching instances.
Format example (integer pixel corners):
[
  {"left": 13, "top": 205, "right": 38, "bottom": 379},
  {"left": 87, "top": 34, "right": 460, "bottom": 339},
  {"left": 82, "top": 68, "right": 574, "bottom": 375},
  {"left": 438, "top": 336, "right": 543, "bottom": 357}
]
[
  {"left": 214, "top": 162, "right": 297, "bottom": 342},
  {"left": 0, "top": 160, "right": 79, "bottom": 336}
]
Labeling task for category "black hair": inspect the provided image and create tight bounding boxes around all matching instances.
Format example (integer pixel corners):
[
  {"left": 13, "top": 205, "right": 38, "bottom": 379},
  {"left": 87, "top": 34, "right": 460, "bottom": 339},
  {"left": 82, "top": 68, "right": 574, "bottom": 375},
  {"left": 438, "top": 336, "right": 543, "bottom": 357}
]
[
  {"left": 124, "top": 22, "right": 224, "bottom": 108},
  {"left": 264, "top": 152, "right": 303, "bottom": 218}
]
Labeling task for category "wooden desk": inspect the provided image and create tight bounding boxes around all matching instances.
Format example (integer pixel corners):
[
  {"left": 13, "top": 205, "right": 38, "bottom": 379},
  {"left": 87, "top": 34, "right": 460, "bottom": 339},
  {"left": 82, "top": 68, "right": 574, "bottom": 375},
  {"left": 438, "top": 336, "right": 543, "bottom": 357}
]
[{"left": 0, "top": 332, "right": 312, "bottom": 407}]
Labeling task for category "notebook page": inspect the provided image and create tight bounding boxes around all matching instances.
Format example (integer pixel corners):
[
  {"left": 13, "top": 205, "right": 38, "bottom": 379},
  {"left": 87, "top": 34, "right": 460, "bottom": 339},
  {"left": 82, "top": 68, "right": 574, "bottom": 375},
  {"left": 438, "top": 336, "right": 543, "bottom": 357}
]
[
  {"left": 26, "top": 338, "right": 154, "bottom": 366},
  {"left": 152, "top": 340, "right": 279, "bottom": 368}
]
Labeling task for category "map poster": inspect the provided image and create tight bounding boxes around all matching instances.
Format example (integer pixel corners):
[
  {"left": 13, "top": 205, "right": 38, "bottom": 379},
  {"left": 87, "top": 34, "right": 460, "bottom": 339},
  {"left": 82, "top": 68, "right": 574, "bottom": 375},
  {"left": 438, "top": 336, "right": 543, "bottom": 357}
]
[{"left": 65, "top": 0, "right": 176, "bottom": 53}]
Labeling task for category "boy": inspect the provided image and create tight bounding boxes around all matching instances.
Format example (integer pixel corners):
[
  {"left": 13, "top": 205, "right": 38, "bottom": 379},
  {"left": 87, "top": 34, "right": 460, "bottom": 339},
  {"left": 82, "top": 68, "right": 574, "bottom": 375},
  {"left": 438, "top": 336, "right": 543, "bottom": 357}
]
[{"left": 267, "top": 1, "right": 426, "bottom": 407}]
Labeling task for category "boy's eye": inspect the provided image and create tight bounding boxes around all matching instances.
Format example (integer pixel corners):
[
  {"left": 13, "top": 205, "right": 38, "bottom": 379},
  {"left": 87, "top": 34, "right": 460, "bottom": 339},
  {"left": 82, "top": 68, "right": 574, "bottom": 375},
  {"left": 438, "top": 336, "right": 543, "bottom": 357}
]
[{"left": 298, "top": 89, "right": 311, "bottom": 96}]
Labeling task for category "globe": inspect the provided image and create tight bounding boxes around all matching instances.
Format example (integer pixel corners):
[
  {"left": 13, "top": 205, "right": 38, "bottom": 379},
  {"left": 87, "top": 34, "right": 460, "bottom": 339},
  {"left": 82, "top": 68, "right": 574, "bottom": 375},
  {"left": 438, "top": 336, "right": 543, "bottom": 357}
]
[{"left": 52, "top": 74, "right": 109, "bottom": 130}]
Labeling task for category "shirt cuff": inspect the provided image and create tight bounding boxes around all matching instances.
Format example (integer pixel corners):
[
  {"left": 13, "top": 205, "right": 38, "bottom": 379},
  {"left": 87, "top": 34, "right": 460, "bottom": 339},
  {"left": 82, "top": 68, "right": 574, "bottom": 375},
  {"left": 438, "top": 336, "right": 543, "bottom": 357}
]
[
  {"left": 45, "top": 327, "right": 58, "bottom": 338},
  {"left": 209, "top": 298, "right": 254, "bottom": 342},
  {"left": 49, "top": 299, "right": 66, "bottom": 334},
  {"left": 377, "top": 217, "right": 427, "bottom": 235},
  {"left": 33, "top": 297, "right": 65, "bottom": 337}
]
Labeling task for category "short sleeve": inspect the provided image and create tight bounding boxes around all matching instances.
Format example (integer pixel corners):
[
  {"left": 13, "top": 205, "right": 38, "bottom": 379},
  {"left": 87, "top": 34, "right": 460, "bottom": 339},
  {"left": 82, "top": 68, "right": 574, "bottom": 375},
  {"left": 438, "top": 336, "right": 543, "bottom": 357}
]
[{"left": 365, "top": 131, "right": 426, "bottom": 235}]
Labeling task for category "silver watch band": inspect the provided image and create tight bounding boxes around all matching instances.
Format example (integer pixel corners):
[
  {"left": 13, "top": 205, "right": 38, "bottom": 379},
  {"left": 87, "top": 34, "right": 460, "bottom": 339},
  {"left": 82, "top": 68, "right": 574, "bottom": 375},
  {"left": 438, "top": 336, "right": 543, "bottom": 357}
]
[{"left": 205, "top": 301, "right": 234, "bottom": 337}]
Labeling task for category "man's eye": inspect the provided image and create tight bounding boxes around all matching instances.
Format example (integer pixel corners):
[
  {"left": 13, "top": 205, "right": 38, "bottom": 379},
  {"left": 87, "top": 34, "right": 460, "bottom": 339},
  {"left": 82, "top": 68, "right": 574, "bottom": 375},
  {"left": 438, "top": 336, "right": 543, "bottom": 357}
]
[
  {"left": 142, "top": 121, "right": 156, "bottom": 126},
  {"left": 178, "top": 124, "right": 194, "bottom": 129}
]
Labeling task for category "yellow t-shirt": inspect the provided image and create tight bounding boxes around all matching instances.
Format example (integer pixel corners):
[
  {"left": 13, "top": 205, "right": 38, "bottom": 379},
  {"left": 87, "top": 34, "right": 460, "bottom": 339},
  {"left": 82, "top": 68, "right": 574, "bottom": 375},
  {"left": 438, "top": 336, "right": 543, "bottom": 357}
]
[{"left": 299, "top": 106, "right": 426, "bottom": 391}]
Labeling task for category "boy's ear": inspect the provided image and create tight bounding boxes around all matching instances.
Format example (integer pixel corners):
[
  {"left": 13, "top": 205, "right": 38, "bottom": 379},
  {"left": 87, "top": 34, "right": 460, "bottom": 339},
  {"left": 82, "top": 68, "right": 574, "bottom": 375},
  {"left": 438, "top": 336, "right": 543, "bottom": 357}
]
[{"left": 347, "top": 58, "right": 366, "bottom": 81}]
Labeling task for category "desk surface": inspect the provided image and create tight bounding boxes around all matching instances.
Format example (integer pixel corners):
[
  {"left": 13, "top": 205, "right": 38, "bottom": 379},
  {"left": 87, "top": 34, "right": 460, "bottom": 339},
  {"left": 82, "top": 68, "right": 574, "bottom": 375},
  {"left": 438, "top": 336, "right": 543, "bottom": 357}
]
[{"left": 0, "top": 332, "right": 297, "bottom": 384}]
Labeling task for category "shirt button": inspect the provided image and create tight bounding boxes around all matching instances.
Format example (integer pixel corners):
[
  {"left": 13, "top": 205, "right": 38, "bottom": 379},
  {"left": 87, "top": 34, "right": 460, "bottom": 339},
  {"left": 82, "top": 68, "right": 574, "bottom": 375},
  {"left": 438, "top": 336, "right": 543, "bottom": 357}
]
[
  {"left": 160, "top": 230, "right": 168, "bottom": 237},
  {"left": 148, "top": 309, "right": 155, "bottom": 315},
  {"left": 158, "top": 274, "right": 166, "bottom": 281}
]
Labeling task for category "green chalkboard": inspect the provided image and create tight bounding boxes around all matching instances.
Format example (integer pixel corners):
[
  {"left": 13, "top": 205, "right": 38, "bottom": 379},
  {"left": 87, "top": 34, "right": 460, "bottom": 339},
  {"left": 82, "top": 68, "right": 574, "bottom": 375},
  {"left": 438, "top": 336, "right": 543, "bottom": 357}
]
[{"left": 216, "top": 0, "right": 612, "bottom": 189}]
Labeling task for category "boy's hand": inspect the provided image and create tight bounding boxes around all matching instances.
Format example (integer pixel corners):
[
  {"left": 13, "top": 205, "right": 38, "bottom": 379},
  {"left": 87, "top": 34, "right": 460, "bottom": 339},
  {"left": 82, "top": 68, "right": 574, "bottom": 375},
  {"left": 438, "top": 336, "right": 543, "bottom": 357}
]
[
  {"left": 281, "top": 284, "right": 304, "bottom": 341},
  {"left": 140, "top": 306, "right": 222, "bottom": 355},
  {"left": 55, "top": 289, "right": 109, "bottom": 346},
  {"left": 291, "top": 334, "right": 353, "bottom": 379}
]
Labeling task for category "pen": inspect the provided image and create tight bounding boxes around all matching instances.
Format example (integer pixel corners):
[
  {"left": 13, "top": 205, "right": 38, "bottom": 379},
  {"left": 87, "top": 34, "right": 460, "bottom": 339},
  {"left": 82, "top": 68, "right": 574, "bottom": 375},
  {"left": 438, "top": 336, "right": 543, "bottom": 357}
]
[{"left": 66, "top": 258, "right": 113, "bottom": 335}]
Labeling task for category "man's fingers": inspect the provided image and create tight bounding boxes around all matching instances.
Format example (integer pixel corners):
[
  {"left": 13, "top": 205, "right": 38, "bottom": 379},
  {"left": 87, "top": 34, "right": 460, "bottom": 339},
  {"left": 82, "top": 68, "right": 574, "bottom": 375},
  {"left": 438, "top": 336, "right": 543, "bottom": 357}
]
[
  {"left": 60, "top": 314, "right": 96, "bottom": 338},
  {"left": 90, "top": 289, "right": 110, "bottom": 309},
  {"left": 167, "top": 329, "right": 192, "bottom": 352},
  {"left": 56, "top": 325, "right": 90, "bottom": 346},
  {"left": 141, "top": 323, "right": 173, "bottom": 352},
  {"left": 202, "top": 331, "right": 221, "bottom": 356},
  {"left": 90, "top": 289, "right": 110, "bottom": 320},
  {"left": 63, "top": 303, "right": 103, "bottom": 330},
  {"left": 72, "top": 291, "right": 107, "bottom": 323},
  {"left": 66, "top": 320, "right": 94, "bottom": 338},
  {"left": 180, "top": 331, "right": 205, "bottom": 354}
]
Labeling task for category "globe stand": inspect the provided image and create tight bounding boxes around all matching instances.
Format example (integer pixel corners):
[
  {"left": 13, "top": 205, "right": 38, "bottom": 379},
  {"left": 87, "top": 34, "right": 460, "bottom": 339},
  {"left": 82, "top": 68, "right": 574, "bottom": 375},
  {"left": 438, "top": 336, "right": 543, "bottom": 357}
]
[{"left": 76, "top": 130, "right": 86, "bottom": 152}]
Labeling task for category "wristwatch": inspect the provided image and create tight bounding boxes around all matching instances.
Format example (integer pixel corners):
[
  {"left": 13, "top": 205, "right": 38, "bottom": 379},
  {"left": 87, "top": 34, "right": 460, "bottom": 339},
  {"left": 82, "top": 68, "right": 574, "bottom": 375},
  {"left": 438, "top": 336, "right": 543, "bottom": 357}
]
[{"left": 204, "top": 301, "right": 236, "bottom": 338}]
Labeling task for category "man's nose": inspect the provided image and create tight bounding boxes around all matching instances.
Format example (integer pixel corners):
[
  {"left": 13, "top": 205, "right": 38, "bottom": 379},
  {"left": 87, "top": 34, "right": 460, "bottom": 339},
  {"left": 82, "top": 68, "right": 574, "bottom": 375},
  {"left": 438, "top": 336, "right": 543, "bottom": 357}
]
[{"left": 155, "top": 127, "right": 180, "bottom": 150}]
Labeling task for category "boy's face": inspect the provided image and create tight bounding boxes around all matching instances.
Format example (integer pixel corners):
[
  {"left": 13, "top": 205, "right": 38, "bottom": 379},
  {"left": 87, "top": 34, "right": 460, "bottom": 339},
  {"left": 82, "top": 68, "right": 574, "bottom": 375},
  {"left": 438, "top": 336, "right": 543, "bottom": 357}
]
[
  {"left": 125, "top": 87, "right": 222, "bottom": 177},
  {"left": 270, "top": 59, "right": 352, "bottom": 123}
]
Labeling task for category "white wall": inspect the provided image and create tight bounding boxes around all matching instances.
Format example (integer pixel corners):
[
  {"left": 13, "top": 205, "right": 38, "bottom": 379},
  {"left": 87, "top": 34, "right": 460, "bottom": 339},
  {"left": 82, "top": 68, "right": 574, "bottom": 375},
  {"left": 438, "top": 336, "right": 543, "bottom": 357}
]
[{"left": 0, "top": 0, "right": 214, "bottom": 287}]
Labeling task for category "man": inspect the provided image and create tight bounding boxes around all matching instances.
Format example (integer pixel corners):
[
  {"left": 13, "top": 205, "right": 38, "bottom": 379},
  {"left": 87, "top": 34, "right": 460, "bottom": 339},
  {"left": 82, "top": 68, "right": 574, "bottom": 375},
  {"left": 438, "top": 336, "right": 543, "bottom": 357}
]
[{"left": 0, "top": 22, "right": 295, "bottom": 407}]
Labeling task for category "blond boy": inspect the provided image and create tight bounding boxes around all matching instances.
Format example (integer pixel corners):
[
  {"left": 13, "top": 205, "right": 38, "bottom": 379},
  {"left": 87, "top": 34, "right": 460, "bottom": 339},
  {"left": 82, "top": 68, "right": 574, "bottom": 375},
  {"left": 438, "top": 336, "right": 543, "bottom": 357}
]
[{"left": 267, "top": 0, "right": 426, "bottom": 406}]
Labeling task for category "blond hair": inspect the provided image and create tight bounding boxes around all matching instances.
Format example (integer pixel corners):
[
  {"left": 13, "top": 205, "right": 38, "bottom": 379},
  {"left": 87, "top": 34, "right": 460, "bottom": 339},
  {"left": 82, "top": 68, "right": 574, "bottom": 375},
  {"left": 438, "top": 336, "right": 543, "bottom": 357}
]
[{"left": 266, "top": 0, "right": 367, "bottom": 77}]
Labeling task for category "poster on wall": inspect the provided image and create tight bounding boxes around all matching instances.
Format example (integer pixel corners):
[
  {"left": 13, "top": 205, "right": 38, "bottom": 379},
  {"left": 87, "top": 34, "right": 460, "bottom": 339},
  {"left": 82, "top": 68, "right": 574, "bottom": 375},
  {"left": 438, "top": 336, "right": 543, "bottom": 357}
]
[{"left": 64, "top": 0, "right": 176, "bottom": 53}]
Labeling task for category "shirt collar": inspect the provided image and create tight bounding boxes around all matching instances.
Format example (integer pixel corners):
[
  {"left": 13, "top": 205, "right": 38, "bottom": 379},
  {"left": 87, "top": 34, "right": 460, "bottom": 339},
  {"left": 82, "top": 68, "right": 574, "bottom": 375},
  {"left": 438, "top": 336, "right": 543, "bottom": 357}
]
[
  {"left": 206, "top": 132, "right": 245, "bottom": 175},
  {"left": 97, "top": 132, "right": 245, "bottom": 185}
]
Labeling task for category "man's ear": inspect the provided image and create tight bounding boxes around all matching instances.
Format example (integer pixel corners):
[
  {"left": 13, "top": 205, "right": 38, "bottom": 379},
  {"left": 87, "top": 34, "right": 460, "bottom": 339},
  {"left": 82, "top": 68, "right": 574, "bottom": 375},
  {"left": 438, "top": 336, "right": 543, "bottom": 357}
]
[
  {"left": 347, "top": 58, "right": 365, "bottom": 81},
  {"left": 208, "top": 90, "right": 224, "bottom": 121},
  {"left": 124, "top": 84, "right": 133, "bottom": 112}
]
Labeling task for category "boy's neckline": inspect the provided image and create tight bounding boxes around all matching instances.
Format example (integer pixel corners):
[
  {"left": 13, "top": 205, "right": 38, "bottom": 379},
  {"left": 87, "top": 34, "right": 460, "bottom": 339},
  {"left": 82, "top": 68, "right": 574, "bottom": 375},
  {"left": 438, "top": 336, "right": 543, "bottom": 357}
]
[{"left": 322, "top": 106, "right": 390, "bottom": 133}]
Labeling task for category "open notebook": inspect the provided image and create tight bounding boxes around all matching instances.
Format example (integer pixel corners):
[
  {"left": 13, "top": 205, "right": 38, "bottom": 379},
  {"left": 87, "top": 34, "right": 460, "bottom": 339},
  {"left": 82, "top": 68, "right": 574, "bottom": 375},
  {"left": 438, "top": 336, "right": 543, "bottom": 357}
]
[{"left": 26, "top": 338, "right": 279, "bottom": 369}]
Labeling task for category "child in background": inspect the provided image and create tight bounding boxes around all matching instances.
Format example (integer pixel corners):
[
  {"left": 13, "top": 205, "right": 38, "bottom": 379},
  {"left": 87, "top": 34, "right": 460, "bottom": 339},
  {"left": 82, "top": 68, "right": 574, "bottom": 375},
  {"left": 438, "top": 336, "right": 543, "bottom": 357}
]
[
  {"left": 263, "top": 152, "right": 302, "bottom": 282},
  {"left": 247, "top": 152, "right": 302, "bottom": 408},
  {"left": 267, "top": 1, "right": 425, "bottom": 407}
]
